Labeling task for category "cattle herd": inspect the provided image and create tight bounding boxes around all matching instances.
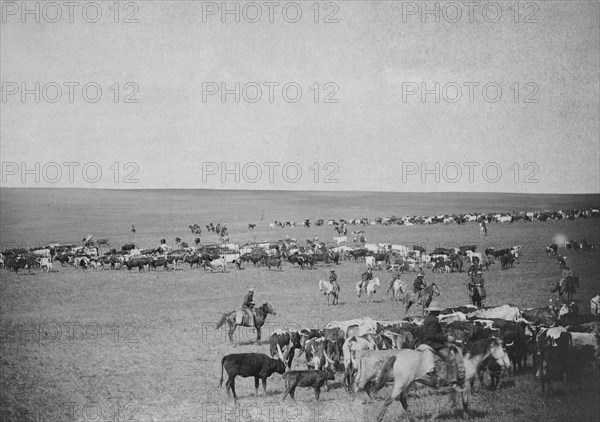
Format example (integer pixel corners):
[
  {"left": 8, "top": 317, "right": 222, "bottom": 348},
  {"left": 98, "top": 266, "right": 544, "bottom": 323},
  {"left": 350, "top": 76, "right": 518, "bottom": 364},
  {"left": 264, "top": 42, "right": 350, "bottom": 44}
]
[
  {"left": 1, "top": 205, "right": 599, "bottom": 419},
  {"left": 1, "top": 206, "right": 598, "bottom": 277},
  {"left": 222, "top": 300, "right": 599, "bottom": 419}
]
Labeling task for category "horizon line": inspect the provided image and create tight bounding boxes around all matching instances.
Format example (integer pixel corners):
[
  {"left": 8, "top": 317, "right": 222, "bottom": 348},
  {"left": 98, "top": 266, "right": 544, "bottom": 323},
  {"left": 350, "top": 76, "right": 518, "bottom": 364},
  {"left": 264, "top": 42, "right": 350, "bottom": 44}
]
[{"left": 1, "top": 186, "right": 599, "bottom": 196}]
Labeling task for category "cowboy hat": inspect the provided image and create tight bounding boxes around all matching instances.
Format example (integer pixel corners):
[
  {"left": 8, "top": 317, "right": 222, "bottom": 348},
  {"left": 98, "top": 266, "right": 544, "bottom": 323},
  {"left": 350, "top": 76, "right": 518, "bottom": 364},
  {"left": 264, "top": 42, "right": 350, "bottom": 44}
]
[
  {"left": 248, "top": 287, "right": 254, "bottom": 292},
  {"left": 417, "top": 271, "right": 425, "bottom": 277},
  {"left": 425, "top": 301, "right": 445, "bottom": 312},
  {"left": 330, "top": 270, "right": 336, "bottom": 273},
  {"left": 477, "top": 271, "right": 483, "bottom": 275}
]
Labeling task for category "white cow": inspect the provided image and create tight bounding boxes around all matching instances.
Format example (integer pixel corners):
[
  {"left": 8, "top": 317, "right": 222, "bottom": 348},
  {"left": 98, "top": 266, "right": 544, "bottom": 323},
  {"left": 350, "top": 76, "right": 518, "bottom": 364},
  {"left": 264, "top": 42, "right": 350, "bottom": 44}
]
[
  {"left": 365, "top": 256, "right": 376, "bottom": 269},
  {"left": 39, "top": 257, "right": 52, "bottom": 272},
  {"left": 334, "top": 236, "right": 348, "bottom": 245},
  {"left": 591, "top": 295, "right": 600, "bottom": 315},
  {"left": 31, "top": 249, "right": 51, "bottom": 258}
]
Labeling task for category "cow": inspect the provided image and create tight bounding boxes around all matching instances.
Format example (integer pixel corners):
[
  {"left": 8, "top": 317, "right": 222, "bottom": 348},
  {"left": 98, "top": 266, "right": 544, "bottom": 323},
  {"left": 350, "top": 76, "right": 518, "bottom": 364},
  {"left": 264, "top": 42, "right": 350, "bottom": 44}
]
[
  {"left": 342, "top": 335, "right": 377, "bottom": 390},
  {"left": 219, "top": 353, "right": 286, "bottom": 400},
  {"left": 304, "top": 338, "right": 339, "bottom": 371},
  {"left": 502, "top": 321, "right": 528, "bottom": 372},
  {"left": 468, "top": 305, "right": 521, "bottom": 322},
  {"left": 500, "top": 254, "right": 515, "bottom": 270},
  {"left": 248, "top": 224, "right": 256, "bottom": 229},
  {"left": 281, "top": 368, "right": 335, "bottom": 401},
  {"left": 39, "top": 257, "right": 53, "bottom": 273},
  {"left": 262, "top": 257, "right": 282, "bottom": 271},
  {"left": 270, "top": 330, "right": 302, "bottom": 369},
  {"left": 536, "top": 327, "right": 575, "bottom": 393},
  {"left": 352, "top": 350, "right": 401, "bottom": 399}
]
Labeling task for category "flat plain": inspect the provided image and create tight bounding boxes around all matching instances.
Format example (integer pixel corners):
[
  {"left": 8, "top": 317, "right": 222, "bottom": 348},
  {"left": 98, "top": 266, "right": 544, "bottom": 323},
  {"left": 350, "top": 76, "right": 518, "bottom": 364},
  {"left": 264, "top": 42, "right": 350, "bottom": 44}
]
[{"left": 1, "top": 188, "right": 599, "bottom": 422}]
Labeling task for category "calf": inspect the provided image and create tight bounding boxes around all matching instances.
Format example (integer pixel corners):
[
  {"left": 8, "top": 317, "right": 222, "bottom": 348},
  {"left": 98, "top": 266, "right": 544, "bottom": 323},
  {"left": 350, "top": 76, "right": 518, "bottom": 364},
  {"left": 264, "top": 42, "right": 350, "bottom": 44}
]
[
  {"left": 281, "top": 368, "right": 335, "bottom": 400},
  {"left": 219, "top": 353, "right": 286, "bottom": 400}
]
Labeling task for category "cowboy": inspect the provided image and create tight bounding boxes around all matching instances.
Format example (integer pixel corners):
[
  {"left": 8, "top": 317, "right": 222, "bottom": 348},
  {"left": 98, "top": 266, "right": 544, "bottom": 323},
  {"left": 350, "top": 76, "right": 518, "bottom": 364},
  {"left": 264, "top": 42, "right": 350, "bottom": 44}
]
[
  {"left": 423, "top": 301, "right": 465, "bottom": 387},
  {"left": 236, "top": 288, "right": 256, "bottom": 329},
  {"left": 329, "top": 270, "right": 339, "bottom": 289},
  {"left": 552, "top": 266, "right": 572, "bottom": 297},
  {"left": 413, "top": 271, "right": 426, "bottom": 301},
  {"left": 472, "top": 270, "right": 486, "bottom": 306},
  {"left": 387, "top": 268, "right": 402, "bottom": 291},
  {"left": 360, "top": 267, "right": 373, "bottom": 291}
]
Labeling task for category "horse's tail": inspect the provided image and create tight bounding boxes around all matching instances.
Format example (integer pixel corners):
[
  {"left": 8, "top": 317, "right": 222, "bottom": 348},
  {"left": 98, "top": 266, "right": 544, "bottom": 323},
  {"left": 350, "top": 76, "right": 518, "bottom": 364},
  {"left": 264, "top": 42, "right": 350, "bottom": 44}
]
[
  {"left": 219, "top": 356, "right": 225, "bottom": 388},
  {"left": 373, "top": 355, "right": 397, "bottom": 393},
  {"left": 216, "top": 313, "right": 229, "bottom": 329}
]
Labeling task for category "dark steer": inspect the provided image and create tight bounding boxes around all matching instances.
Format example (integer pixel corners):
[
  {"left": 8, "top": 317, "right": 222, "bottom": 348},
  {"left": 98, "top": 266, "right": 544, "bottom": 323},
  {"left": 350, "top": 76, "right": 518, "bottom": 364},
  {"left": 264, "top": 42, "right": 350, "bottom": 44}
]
[
  {"left": 219, "top": 353, "right": 285, "bottom": 400},
  {"left": 281, "top": 368, "right": 335, "bottom": 401}
]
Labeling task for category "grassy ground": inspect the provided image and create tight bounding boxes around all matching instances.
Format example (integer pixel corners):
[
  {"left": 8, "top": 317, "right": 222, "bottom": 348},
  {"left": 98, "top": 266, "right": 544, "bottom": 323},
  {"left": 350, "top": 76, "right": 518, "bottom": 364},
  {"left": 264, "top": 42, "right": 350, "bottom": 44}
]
[{"left": 1, "top": 190, "right": 599, "bottom": 422}]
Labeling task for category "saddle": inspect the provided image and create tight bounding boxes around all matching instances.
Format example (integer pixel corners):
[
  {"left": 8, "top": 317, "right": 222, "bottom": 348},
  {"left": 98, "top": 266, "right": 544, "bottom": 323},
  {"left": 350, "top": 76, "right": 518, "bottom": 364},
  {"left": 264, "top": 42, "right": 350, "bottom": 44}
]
[
  {"left": 417, "top": 344, "right": 465, "bottom": 388},
  {"left": 235, "top": 309, "right": 254, "bottom": 325}
]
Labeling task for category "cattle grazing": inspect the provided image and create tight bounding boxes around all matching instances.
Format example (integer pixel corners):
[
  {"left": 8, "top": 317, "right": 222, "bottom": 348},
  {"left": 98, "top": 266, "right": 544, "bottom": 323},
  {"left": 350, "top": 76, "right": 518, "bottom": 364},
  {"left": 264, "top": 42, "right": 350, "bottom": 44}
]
[
  {"left": 219, "top": 353, "right": 286, "bottom": 400},
  {"left": 262, "top": 257, "right": 282, "bottom": 271},
  {"left": 248, "top": 224, "right": 256, "bottom": 229},
  {"left": 281, "top": 368, "right": 335, "bottom": 401},
  {"left": 545, "top": 243, "right": 558, "bottom": 256}
]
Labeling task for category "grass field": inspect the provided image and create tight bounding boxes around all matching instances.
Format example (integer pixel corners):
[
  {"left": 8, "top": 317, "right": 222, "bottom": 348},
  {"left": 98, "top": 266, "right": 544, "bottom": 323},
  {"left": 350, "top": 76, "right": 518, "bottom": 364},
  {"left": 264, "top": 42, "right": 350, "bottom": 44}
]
[{"left": 1, "top": 189, "right": 599, "bottom": 422}]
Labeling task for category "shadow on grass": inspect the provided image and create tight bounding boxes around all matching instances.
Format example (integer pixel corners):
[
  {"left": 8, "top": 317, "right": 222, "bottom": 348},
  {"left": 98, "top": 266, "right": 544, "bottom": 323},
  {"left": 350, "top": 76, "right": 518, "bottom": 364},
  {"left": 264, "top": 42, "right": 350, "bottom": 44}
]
[{"left": 437, "top": 408, "right": 488, "bottom": 420}]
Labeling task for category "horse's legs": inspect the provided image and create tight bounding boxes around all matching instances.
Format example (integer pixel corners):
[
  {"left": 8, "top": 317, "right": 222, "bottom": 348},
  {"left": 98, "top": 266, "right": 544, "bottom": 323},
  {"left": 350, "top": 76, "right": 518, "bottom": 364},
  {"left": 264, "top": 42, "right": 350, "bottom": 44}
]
[
  {"left": 377, "top": 383, "right": 406, "bottom": 422},
  {"left": 228, "top": 323, "right": 236, "bottom": 342},
  {"left": 256, "top": 326, "right": 261, "bottom": 341}
]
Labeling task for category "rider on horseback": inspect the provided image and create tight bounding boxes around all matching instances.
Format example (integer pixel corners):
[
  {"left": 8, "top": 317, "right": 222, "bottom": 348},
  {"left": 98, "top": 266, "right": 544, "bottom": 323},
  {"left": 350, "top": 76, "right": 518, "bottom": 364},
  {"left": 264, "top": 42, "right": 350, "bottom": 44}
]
[
  {"left": 329, "top": 270, "right": 339, "bottom": 289},
  {"left": 360, "top": 267, "right": 373, "bottom": 291},
  {"left": 468, "top": 271, "right": 486, "bottom": 307},
  {"left": 413, "top": 271, "right": 426, "bottom": 302},
  {"left": 387, "top": 268, "right": 402, "bottom": 291},
  {"left": 423, "top": 301, "right": 465, "bottom": 387},
  {"left": 236, "top": 287, "right": 256, "bottom": 329}
]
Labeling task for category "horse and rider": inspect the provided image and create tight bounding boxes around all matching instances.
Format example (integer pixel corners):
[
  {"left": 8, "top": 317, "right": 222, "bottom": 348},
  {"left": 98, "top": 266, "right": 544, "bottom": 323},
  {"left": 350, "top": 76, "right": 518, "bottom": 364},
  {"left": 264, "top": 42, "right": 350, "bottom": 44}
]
[
  {"left": 236, "top": 287, "right": 257, "bottom": 329},
  {"left": 422, "top": 300, "right": 465, "bottom": 387},
  {"left": 468, "top": 270, "right": 486, "bottom": 308},
  {"left": 359, "top": 267, "right": 374, "bottom": 291},
  {"left": 551, "top": 266, "right": 579, "bottom": 300}
]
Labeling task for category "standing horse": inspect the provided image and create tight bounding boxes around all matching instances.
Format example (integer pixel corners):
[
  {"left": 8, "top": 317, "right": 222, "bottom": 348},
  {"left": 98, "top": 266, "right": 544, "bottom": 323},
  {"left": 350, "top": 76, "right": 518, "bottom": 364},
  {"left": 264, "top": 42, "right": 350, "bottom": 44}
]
[
  {"left": 387, "top": 279, "right": 407, "bottom": 301},
  {"left": 216, "top": 303, "right": 276, "bottom": 342},
  {"left": 564, "top": 276, "right": 580, "bottom": 301},
  {"left": 319, "top": 280, "right": 340, "bottom": 305},
  {"left": 469, "top": 283, "right": 486, "bottom": 308},
  {"left": 373, "top": 337, "right": 509, "bottom": 422},
  {"left": 355, "top": 278, "right": 380, "bottom": 303},
  {"left": 404, "top": 283, "right": 440, "bottom": 316}
]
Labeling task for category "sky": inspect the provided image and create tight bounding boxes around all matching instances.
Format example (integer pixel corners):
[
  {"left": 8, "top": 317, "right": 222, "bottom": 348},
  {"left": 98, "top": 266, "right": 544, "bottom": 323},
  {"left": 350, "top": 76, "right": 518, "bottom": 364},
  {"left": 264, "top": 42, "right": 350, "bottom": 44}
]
[{"left": 1, "top": 0, "right": 599, "bottom": 193}]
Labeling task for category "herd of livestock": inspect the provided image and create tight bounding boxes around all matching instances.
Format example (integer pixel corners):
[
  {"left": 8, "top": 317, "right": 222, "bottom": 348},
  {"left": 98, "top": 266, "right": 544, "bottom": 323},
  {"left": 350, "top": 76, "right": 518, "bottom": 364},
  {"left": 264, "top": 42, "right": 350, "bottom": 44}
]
[
  {"left": 0, "top": 206, "right": 598, "bottom": 276},
  {"left": 219, "top": 300, "right": 600, "bottom": 420}
]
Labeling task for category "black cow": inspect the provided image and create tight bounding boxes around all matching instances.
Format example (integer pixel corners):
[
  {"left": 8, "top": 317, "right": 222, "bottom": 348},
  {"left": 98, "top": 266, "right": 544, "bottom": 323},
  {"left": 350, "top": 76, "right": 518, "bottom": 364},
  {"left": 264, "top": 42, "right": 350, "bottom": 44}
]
[
  {"left": 219, "top": 353, "right": 286, "bottom": 400},
  {"left": 121, "top": 243, "right": 136, "bottom": 251},
  {"left": 458, "top": 245, "right": 477, "bottom": 253},
  {"left": 500, "top": 254, "right": 514, "bottom": 270},
  {"left": 502, "top": 321, "right": 528, "bottom": 372},
  {"left": 281, "top": 369, "right": 335, "bottom": 400}
]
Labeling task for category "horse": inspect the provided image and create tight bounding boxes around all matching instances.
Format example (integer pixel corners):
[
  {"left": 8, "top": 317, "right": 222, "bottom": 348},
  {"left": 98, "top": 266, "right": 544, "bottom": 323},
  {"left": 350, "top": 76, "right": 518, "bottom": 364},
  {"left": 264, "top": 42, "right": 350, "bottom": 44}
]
[
  {"left": 469, "top": 283, "right": 486, "bottom": 308},
  {"left": 373, "top": 337, "right": 509, "bottom": 422},
  {"left": 479, "top": 221, "right": 487, "bottom": 236},
  {"left": 318, "top": 280, "right": 340, "bottom": 305},
  {"left": 215, "top": 303, "right": 276, "bottom": 342},
  {"left": 564, "top": 276, "right": 580, "bottom": 301},
  {"left": 387, "top": 279, "right": 407, "bottom": 301},
  {"left": 356, "top": 278, "right": 380, "bottom": 303},
  {"left": 404, "top": 283, "right": 440, "bottom": 315}
]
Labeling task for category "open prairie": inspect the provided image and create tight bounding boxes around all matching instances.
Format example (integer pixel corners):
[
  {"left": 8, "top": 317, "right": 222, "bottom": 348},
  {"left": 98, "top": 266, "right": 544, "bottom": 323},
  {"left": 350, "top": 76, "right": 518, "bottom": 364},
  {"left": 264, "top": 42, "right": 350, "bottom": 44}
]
[{"left": 1, "top": 189, "right": 599, "bottom": 422}]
